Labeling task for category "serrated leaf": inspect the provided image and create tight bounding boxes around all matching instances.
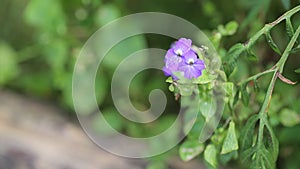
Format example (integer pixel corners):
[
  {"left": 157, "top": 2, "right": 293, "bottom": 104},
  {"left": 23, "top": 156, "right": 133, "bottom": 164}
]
[
  {"left": 239, "top": 115, "right": 259, "bottom": 151},
  {"left": 204, "top": 144, "right": 218, "bottom": 168},
  {"left": 279, "top": 108, "right": 300, "bottom": 127},
  {"left": 294, "top": 68, "right": 300, "bottom": 73},
  {"left": 221, "top": 121, "right": 239, "bottom": 154},
  {"left": 265, "top": 31, "right": 282, "bottom": 55},
  {"left": 179, "top": 139, "right": 204, "bottom": 162},
  {"left": 240, "top": 83, "right": 250, "bottom": 106},
  {"left": 285, "top": 17, "right": 294, "bottom": 39},
  {"left": 265, "top": 121, "right": 279, "bottom": 160},
  {"left": 224, "top": 43, "right": 245, "bottom": 76},
  {"left": 251, "top": 148, "right": 276, "bottom": 169}
]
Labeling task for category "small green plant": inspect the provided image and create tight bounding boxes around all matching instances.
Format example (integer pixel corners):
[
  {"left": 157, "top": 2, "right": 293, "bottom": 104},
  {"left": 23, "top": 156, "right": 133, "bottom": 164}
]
[{"left": 165, "top": 5, "right": 300, "bottom": 169}]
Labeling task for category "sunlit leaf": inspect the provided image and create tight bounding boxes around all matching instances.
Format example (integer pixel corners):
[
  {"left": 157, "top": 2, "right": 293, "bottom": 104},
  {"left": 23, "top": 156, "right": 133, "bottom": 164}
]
[
  {"left": 179, "top": 139, "right": 205, "bottom": 162},
  {"left": 221, "top": 121, "right": 239, "bottom": 154},
  {"left": 193, "top": 69, "right": 217, "bottom": 84},
  {"left": 204, "top": 144, "right": 218, "bottom": 168},
  {"left": 225, "top": 21, "right": 239, "bottom": 35}
]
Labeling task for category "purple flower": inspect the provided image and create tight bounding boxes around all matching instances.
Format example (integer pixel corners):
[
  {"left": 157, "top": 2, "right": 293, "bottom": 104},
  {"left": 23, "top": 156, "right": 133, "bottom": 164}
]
[
  {"left": 163, "top": 38, "right": 205, "bottom": 80},
  {"left": 163, "top": 49, "right": 183, "bottom": 78},
  {"left": 178, "top": 50, "right": 205, "bottom": 79},
  {"left": 171, "top": 38, "right": 192, "bottom": 56}
]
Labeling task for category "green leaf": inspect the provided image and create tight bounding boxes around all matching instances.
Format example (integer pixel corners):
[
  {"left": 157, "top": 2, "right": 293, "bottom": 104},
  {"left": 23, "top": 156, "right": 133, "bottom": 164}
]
[
  {"left": 265, "top": 31, "right": 282, "bottom": 55},
  {"left": 252, "top": 148, "right": 276, "bottom": 169},
  {"left": 43, "top": 38, "right": 68, "bottom": 74},
  {"left": 294, "top": 68, "right": 300, "bottom": 73},
  {"left": 233, "top": 89, "right": 240, "bottom": 106},
  {"left": 239, "top": 115, "right": 259, "bottom": 151},
  {"left": 193, "top": 69, "right": 217, "bottom": 84},
  {"left": 199, "top": 96, "right": 217, "bottom": 121},
  {"left": 221, "top": 121, "right": 239, "bottom": 154},
  {"left": 223, "top": 82, "right": 234, "bottom": 104},
  {"left": 240, "top": 83, "right": 250, "bottom": 106},
  {"left": 223, "top": 43, "right": 245, "bottom": 76},
  {"left": 225, "top": 21, "right": 239, "bottom": 35},
  {"left": 279, "top": 108, "right": 300, "bottom": 127},
  {"left": 187, "top": 114, "right": 205, "bottom": 139},
  {"left": 217, "top": 21, "right": 239, "bottom": 36},
  {"left": 24, "top": 0, "right": 66, "bottom": 33},
  {"left": 285, "top": 17, "right": 294, "bottom": 39},
  {"left": 204, "top": 144, "right": 218, "bottom": 168},
  {"left": 265, "top": 121, "right": 279, "bottom": 160},
  {"left": 223, "top": 82, "right": 234, "bottom": 98},
  {"left": 179, "top": 139, "right": 205, "bottom": 162},
  {"left": 165, "top": 77, "right": 173, "bottom": 83},
  {"left": 168, "top": 84, "right": 175, "bottom": 92},
  {"left": 0, "top": 43, "right": 19, "bottom": 85}
]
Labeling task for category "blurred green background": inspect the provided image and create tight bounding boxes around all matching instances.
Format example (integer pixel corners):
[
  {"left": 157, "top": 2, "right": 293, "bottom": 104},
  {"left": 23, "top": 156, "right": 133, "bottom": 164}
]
[{"left": 1, "top": 0, "right": 300, "bottom": 168}]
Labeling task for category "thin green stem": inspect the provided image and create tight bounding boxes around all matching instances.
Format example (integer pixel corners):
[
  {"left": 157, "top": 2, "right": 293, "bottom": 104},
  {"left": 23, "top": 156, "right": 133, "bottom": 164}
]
[
  {"left": 257, "top": 71, "right": 277, "bottom": 147},
  {"left": 244, "top": 5, "right": 300, "bottom": 49},
  {"left": 276, "top": 25, "right": 300, "bottom": 73},
  {"left": 239, "top": 68, "right": 276, "bottom": 85}
]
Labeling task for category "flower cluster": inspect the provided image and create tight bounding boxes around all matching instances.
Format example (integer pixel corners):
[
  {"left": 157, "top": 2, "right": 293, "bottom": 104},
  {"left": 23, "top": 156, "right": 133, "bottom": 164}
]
[{"left": 163, "top": 38, "right": 205, "bottom": 80}]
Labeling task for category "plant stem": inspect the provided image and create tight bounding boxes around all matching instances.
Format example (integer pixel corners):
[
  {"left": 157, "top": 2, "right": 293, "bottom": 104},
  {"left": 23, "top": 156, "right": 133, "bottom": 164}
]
[
  {"left": 239, "top": 68, "right": 276, "bottom": 85},
  {"left": 244, "top": 5, "right": 300, "bottom": 49},
  {"left": 276, "top": 25, "right": 300, "bottom": 73},
  {"left": 255, "top": 24, "right": 300, "bottom": 149},
  {"left": 257, "top": 71, "right": 277, "bottom": 147}
]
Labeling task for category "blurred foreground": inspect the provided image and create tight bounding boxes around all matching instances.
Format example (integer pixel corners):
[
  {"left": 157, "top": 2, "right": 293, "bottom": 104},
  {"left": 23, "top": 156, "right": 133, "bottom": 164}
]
[{"left": 0, "top": 90, "right": 205, "bottom": 169}]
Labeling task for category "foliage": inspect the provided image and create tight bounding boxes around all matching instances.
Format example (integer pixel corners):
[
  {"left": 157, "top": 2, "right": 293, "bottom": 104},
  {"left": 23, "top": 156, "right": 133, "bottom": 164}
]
[{"left": 1, "top": 0, "right": 300, "bottom": 169}]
